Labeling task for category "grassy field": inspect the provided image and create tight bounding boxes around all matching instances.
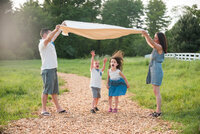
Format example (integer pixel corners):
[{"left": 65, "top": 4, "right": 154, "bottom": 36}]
[
  {"left": 0, "top": 58, "right": 200, "bottom": 134},
  {"left": 0, "top": 60, "right": 66, "bottom": 126}
]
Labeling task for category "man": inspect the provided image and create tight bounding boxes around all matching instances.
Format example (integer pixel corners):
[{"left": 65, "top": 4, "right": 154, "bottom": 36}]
[{"left": 39, "top": 24, "right": 66, "bottom": 116}]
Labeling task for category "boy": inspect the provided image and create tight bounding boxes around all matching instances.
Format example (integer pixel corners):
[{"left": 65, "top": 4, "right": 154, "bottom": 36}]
[{"left": 90, "top": 51, "right": 107, "bottom": 113}]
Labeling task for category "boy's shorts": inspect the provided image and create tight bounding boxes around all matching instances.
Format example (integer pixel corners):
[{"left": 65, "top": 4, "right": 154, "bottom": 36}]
[
  {"left": 91, "top": 87, "right": 101, "bottom": 98},
  {"left": 41, "top": 68, "right": 59, "bottom": 95}
]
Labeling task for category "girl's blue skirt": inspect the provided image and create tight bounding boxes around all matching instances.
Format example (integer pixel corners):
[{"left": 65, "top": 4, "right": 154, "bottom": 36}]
[{"left": 109, "top": 78, "right": 127, "bottom": 96}]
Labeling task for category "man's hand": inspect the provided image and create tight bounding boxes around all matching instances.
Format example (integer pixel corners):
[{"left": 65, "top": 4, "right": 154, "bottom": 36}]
[
  {"left": 55, "top": 25, "right": 60, "bottom": 30},
  {"left": 91, "top": 50, "right": 95, "bottom": 57}
]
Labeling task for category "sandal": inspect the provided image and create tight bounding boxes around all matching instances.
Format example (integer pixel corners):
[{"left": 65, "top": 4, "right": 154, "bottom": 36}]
[
  {"left": 150, "top": 112, "right": 162, "bottom": 117},
  {"left": 58, "top": 110, "right": 67, "bottom": 113},
  {"left": 113, "top": 108, "right": 118, "bottom": 113},
  {"left": 94, "top": 107, "right": 99, "bottom": 111},
  {"left": 108, "top": 108, "right": 112, "bottom": 112},
  {"left": 41, "top": 111, "right": 51, "bottom": 116}
]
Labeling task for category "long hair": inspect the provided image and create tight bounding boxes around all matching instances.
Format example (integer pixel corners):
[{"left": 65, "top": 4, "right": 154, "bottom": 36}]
[
  {"left": 157, "top": 32, "right": 168, "bottom": 53},
  {"left": 109, "top": 50, "right": 124, "bottom": 71}
]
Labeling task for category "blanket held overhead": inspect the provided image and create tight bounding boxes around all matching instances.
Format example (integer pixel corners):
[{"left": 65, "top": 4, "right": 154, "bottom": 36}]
[{"left": 60, "top": 20, "right": 143, "bottom": 40}]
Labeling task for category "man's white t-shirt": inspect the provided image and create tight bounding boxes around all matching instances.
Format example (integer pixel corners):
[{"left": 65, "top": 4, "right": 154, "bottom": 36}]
[
  {"left": 38, "top": 39, "right": 58, "bottom": 70},
  {"left": 90, "top": 68, "right": 102, "bottom": 88}
]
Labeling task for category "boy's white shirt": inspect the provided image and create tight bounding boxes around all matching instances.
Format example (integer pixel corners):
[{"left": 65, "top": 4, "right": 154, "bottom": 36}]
[{"left": 90, "top": 68, "right": 103, "bottom": 88}]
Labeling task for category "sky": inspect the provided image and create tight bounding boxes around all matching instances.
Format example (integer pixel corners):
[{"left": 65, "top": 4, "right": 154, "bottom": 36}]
[
  {"left": 11, "top": 0, "right": 200, "bottom": 29},
  {"left": 11, "top": 0, "right": 200, "bottom": 10}
]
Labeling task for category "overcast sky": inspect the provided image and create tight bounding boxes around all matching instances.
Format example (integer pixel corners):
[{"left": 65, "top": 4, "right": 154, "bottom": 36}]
[
  {"left": 11, "top": 0, "right": 200, "bottom": 29},
  {"left": 11, "top": 0, "right": 200, "bottom": 9}
]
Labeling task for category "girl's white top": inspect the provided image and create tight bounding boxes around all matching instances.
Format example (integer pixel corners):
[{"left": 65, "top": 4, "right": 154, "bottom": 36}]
[
  {"left": 90, "top": 68, "right": 102, "bottom": 88},
  {"left": 109, "top": 69, "right": 121, "bottom": 80}
]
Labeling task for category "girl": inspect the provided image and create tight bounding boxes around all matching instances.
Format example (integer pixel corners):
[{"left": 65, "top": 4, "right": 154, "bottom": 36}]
[
  {"left": 142, "top": 31, "right": 167, "bottom": 117},
  {"left": 106, "top": 51, "right": 130, "bottom": 113}
]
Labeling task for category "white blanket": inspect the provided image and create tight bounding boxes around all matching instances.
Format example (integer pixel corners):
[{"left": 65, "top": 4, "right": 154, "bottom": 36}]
[{"left": 60, "top": 20, "right": 143, "bottom": 40}]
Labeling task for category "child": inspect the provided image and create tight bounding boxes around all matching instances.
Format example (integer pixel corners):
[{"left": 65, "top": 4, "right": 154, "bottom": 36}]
[
  {"left": 106, "top": 51, "right": 129, "bottom": 113},
  {"left": 90, "top": 50, "right": 107, "bottom": 113}
]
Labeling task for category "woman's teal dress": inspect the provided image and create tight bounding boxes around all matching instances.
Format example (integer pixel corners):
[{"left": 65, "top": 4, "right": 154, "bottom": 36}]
[{"left": 146, "top": 49, "right": 164, "bottom": 86}]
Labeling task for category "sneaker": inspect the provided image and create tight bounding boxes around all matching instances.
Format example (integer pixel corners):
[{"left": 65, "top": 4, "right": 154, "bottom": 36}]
[
  {"left": 113, "top": 108, "right": 118, "bottom": 113},
  {"left": 108, "top": 108, "right": 112, "bottom": 112},
  {"left": 94, "top": 107, "right": 99, "bottom": 111},
  {"left": 90, "top": 109, "right": 96, "bottom": 113}
]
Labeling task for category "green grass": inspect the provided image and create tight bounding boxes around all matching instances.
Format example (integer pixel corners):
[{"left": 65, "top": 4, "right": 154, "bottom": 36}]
[
  {"left": 0, "top": 60, "right": 65, "bottom": 126},
  {"left": 0, "top": 60, "right": 42, "bottom": 125},
  {"left": 0, "top": 58, "right": 200, "bottom": 134},
  {"left": 58, "top": 57, "right": 200, "bottom": 134}
]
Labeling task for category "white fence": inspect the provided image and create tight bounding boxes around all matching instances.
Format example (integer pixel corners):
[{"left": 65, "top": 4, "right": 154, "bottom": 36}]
[
  {"left": 165, "top": 53, "right": 200, "bottom": 61},
  {"left": 145, "top": 53, "right": 200, "bottom": 61}
]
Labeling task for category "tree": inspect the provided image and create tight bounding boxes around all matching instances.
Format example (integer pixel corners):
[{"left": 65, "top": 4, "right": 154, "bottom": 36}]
[
  {"left": 101, "top": 0, "right": 144, "bottom": 28},
  {"left": 12, "top": 0, "right": 52, "bottom": 59},
  {"left": 166, "top": 10, "right": 200, "bottom": 52},
  {"left": 184, "top": 4, "right": 200, "bottom": 24},
  {"left": 145, "top": 0, "right": 169, "bottom": 36},
  {"left": 100, "top": 0, "right": 145, "bottom": 55},
  {"left": 0, "top": 0, "right": 13, "bottom": 59},
  {"left": 43, "top": 0, "right": 102, "bottom": 58}
]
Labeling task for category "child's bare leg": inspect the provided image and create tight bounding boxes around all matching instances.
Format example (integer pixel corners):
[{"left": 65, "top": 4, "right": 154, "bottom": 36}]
[
  {"left": 114, "top": 96, "right": 119, "bottom": 109},
  {"left": 93, "top": 98, "right": 98, "bottom": 108},
  {"left": 108, "top": 96, "right": 112, "bottom": 108},
  {"left": 92, "top": 98, "right": 95, "bottom": 109},
  {"left": 95, "top": 98, "right": 99, "bottom": 107}
]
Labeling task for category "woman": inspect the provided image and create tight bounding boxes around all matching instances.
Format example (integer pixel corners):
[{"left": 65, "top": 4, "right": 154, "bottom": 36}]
[{"left": 142, "top": 31, "right": 167, "bottom": 117}]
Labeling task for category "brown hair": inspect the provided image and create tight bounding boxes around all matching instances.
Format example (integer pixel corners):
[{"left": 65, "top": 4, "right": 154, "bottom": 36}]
[
  {"left": 40, "top": 28, "right": 49, "bottom": 38},
  {"left": 157, "top": 32, "right": 168, "bottom": 53},
  {"left": 109, "top": 50, "right": 124, "bottom": 71}
]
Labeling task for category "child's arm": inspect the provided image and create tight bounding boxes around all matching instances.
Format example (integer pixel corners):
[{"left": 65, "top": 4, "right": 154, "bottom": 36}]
[
  {"left": 101, "top": 58, "right": 107, "bottom": 72},
  {"left": 90, "top": 51, "right": 95, "bottom": 71},
  {"left": 119, "top": 72, "right": 130, "bottom": 88},
  {"left": 106, "top": 70, "right": 110, "bottom": 89}
]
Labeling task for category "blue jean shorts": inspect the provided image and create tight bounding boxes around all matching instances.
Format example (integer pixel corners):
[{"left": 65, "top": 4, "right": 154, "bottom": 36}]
[{"left": 41, "top": 68, "right": 59, "bottom": 94}]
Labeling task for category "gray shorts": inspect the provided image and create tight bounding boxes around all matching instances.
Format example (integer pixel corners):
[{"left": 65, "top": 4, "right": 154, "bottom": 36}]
[
  {"left": 41, "top": 68, "right": 59, "bottom": 95},
  {"left": 91, "top": 87, "right": 101, "bottom": 98}
]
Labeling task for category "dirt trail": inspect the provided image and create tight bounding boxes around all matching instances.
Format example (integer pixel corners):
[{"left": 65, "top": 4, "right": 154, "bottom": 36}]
[{"left": 4, "top": 73, "right": 177, "bottom": 134}]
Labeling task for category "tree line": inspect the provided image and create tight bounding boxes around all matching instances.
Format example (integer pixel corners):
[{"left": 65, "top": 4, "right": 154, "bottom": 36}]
[{"left": 0, "top": 0, "right": 199, "bottom": 60}]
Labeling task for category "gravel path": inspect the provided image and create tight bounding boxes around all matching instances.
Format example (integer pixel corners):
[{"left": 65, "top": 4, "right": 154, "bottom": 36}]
[{"left": 4, "top": 73, "right": 178, "bottom": 134}]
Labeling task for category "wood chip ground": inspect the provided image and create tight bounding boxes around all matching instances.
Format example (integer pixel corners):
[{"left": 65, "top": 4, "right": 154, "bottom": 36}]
[{"left": 4, "top": 73, "right": 178, "bottom": 134}]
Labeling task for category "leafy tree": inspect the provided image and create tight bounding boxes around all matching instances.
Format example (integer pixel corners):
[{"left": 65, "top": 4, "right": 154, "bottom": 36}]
[
  {"left": 13, "top": 0, "right": 52, "bottom": 59},
  {"left": 101, "top": 0, "right": 144, "bottom": 28},
  {"left": 0, "top": 0, "right": 14, "bottom": 59},
  {"left": 100, "top": 0, "right": 145, "bottom": 55},
  {"left": 43, "top": 0, "right": 102, "bottom": 58},
  {"left": 166, "top": 10, "right": 200, "bottom": 52},
  {"left": 184, "top": 4, "right": 200, "bottom": 24},
  {"left": 145, "top": 0, "right": 169, "bottom": 36}
]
